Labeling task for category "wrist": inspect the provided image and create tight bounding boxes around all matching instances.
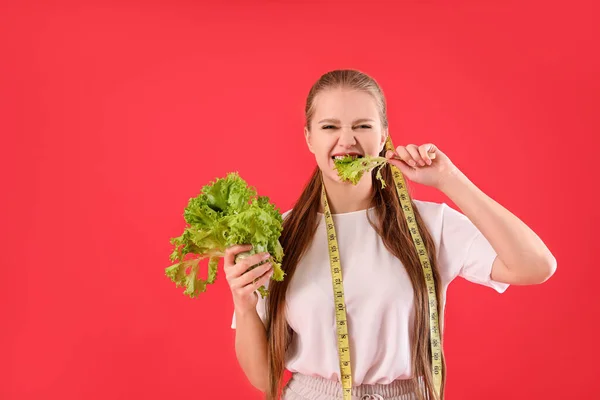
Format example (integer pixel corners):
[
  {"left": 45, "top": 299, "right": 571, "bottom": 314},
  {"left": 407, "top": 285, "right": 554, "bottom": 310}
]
[
  {"left": 234, "top": 304, "right": 258, "bottom": 318},
  {"left": 437, "top": 167, "right": 468, "bottom": 194}
]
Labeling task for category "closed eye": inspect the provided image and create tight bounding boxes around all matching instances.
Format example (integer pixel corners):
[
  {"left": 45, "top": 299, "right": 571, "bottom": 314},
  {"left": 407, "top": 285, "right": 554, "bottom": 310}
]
[{"left": 321, "top": 125, "right": 372, "bottom": 130}]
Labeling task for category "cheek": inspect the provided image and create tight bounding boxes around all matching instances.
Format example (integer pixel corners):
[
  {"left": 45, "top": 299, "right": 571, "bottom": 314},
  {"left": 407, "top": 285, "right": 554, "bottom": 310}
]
[
  {"left": 367, "top": 134, "right": 385, "bottom": 154},
  {"left": 311, "top": 135, "right": 335, "bottom": 155},
  {"left": 310, "top": 138, "right": 336, "bottom": 169}
]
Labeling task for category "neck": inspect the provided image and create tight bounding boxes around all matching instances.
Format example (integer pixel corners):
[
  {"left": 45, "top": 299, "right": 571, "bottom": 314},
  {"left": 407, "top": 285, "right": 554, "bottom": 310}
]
[{"left": 320, "top": 174, "right": 373, "bottom": 214}]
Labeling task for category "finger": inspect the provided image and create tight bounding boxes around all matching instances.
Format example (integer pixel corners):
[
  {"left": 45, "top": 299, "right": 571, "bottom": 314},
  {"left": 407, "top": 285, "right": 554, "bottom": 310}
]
[
  {"left": 236, "top": 261, "right": 272, "bottom": 288},
  {"left": 418, "top": 144, "right": 437, "bottom": 165},
  {"left": 395, "top": 146, "right": 417, "bottom": 167},
  {"left": 231, "top": 252, "right": 271, "bottom": 278},
  {"left": 242, "top": 266, "right": 274, "bottom": 295},
  {"left": 234, "top": 262, "right": 273, "bottom": 289},
  {"left": 387, "top": 148, "right": 436, "bottom": 161},
  {"left": 405, "top": 144, "right": 425, "bottom": 166},
  {"left": 224, "top": 244, "right": 253, "bottom": 267}
]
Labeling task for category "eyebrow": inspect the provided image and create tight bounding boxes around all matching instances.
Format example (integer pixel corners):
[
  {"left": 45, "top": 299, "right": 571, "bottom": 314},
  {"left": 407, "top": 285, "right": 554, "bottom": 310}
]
[{"left": 317, "top": 118, "right": 375, "bottom": 124}]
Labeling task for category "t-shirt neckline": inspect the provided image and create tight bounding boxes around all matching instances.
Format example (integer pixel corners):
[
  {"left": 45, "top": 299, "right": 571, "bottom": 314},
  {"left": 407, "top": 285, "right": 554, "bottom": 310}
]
[{"left": 316, "top": 206, "right": 376, "bottom": 217}]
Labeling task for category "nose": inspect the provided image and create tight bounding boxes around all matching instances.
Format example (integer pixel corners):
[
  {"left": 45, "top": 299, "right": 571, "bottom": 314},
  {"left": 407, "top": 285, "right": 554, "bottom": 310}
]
[{"left": 337, "top": 127, "right": 357, "bottom": 147}]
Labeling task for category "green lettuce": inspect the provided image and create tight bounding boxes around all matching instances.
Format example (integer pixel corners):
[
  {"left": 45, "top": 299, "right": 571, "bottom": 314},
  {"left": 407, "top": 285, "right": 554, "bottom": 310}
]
[
  {"left": 165, "top": 172, "right": 285, "bottom": 298},
  {"left": 333, "top": 155, "right": 388, "bottom": 188}
]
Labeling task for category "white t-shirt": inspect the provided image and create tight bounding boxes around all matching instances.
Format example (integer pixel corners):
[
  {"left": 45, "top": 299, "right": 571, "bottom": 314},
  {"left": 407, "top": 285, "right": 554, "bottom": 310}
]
[{"left": 231, "top": 200, "right": 509, "bottom": 385}]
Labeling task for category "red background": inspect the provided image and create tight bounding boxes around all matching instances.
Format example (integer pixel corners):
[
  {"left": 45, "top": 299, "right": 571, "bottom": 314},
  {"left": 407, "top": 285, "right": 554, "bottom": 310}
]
[{"left": 2, "top": 1, "right": 598, "bottom": 399}]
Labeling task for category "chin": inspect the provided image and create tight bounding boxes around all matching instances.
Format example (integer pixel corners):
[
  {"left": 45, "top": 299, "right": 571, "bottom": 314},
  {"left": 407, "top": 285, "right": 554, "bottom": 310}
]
[{"left": 322, "top": 159, "right": 344, "bottom": 182}]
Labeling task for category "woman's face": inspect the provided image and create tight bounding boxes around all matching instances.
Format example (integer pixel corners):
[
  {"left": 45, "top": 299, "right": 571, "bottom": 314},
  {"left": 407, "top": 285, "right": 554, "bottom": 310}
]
[{"left": 305, "top": 87, "right": 387, "bottom": 184}]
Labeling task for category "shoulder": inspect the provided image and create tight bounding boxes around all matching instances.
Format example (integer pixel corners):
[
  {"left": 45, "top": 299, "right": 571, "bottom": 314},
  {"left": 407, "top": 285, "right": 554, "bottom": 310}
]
[
  {"left": 412, "top": 199, "right": 464, "bottom": 222},
  {"left": 411, "top": 200, "right": 473, "bottom": 238},
  {"left": 281, "top": 208, "right": 293, "bottom": 219},
  {"left": 412, "top": 199, "right": 448, "bottom": 221}
]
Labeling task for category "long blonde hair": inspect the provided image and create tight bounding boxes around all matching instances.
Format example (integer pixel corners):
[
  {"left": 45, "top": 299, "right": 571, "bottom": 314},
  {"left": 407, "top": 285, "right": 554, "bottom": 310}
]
[{"left": 264, "top": 69, "right": 446, "bottom": 400}]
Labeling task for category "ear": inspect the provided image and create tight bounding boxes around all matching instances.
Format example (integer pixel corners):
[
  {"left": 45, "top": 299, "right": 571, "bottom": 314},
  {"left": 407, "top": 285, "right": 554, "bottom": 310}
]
[
  {"left": 304, "top": 126, "right": 315, "bottom": 154},
  {"left": 380, "top": 128, "right": 389, "bottom": 153}
]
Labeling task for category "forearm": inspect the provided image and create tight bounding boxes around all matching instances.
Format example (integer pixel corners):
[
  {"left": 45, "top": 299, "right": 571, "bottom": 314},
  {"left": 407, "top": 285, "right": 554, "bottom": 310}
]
[
  {"left": 439, "top": 169, "right": 557, "bottom": 280},
  {"left": 234, "top": 308, "right": 269, "bottom": 392}
]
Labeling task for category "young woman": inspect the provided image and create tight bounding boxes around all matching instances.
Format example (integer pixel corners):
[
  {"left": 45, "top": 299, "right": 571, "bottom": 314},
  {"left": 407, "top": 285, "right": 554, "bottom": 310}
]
[{"left": 226, "top": 69, "right": 556, "bottom": 400}]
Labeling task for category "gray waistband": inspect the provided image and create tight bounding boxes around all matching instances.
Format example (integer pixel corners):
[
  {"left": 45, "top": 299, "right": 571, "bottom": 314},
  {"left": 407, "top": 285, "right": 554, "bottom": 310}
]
[{"left": 284, "top": 373, "right": 426, "bottom": 400}]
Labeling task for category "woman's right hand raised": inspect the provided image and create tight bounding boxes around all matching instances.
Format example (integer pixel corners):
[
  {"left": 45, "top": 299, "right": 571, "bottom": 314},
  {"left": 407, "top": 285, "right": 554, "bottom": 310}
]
[{"left": 224, "top": 244, "right": 273, "bottom": 314}]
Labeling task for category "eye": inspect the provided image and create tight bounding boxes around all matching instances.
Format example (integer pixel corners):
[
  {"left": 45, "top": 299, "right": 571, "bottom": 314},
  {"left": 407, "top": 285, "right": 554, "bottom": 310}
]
[
  {"left": 322, "top": 125, "right": 336, "bottom": 129},
  {"left": 355, "top": 125, "right": 372, "bottom": 129}
]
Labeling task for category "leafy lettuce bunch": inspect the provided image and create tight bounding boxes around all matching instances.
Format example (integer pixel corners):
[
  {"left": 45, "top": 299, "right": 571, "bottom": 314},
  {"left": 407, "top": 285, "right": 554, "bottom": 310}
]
[{"left": 165, "top": 172, "right": 285, "bottom": 298}]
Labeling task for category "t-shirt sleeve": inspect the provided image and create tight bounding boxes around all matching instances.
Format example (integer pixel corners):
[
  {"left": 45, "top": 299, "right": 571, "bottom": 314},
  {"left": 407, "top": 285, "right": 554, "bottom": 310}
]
[{"left": 438, "top": 203, "right": 510, "bottom": 293}]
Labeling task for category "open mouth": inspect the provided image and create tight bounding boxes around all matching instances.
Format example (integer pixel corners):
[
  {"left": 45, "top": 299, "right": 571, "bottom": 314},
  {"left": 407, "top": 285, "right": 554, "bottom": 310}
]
[{"left": 331, "top": 153, "right": 363, "bottom": 161}]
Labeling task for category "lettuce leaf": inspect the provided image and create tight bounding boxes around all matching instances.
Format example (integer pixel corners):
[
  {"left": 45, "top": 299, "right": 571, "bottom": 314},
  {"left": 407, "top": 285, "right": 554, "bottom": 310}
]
[
  {"left": 165, "top": 172, "right": 285, "bottom": 298},
  {"left": 333, "top": 155, "right": 388, "bottom": 188}
]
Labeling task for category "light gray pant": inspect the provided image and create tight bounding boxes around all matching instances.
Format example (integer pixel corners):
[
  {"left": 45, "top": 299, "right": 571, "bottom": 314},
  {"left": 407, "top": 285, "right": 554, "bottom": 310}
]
[{"left": 282, "top": 373, "right": 425, "bottom": 400}]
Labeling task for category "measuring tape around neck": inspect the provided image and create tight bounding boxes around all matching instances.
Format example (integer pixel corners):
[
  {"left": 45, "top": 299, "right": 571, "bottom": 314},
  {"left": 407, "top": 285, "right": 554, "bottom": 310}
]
[{"left": 321, "top": 136, "right": 443, "bottom": 400}]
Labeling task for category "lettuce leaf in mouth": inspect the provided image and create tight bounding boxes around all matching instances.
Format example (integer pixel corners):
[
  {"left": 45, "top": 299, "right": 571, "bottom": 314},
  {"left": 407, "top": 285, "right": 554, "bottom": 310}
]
[
  {"left": 165, "top": 172, "right": 285, "bottom": 298},
  {"left": 333, "top": 154, "right": 388, "bottom": 188}
]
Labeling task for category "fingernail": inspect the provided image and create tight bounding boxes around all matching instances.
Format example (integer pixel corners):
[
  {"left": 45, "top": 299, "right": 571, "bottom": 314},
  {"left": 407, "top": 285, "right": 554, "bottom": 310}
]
[
  {"left": 263, "top": 253, "right": 270, "bottom": 260},
  {"left": 409, "top": 160, "right": 416, "bottom": 167}
]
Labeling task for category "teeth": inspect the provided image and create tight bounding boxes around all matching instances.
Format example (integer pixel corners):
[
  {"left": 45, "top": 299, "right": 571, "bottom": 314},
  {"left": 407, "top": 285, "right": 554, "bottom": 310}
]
[{"left": 333, "top": 154, "right": 362, "bottom": 160}]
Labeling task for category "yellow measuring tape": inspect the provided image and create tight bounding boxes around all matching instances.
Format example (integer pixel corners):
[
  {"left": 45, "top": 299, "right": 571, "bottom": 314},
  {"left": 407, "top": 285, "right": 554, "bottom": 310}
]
[{"left": 321, "top": 136, "right": 443, "bottom": 400}]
